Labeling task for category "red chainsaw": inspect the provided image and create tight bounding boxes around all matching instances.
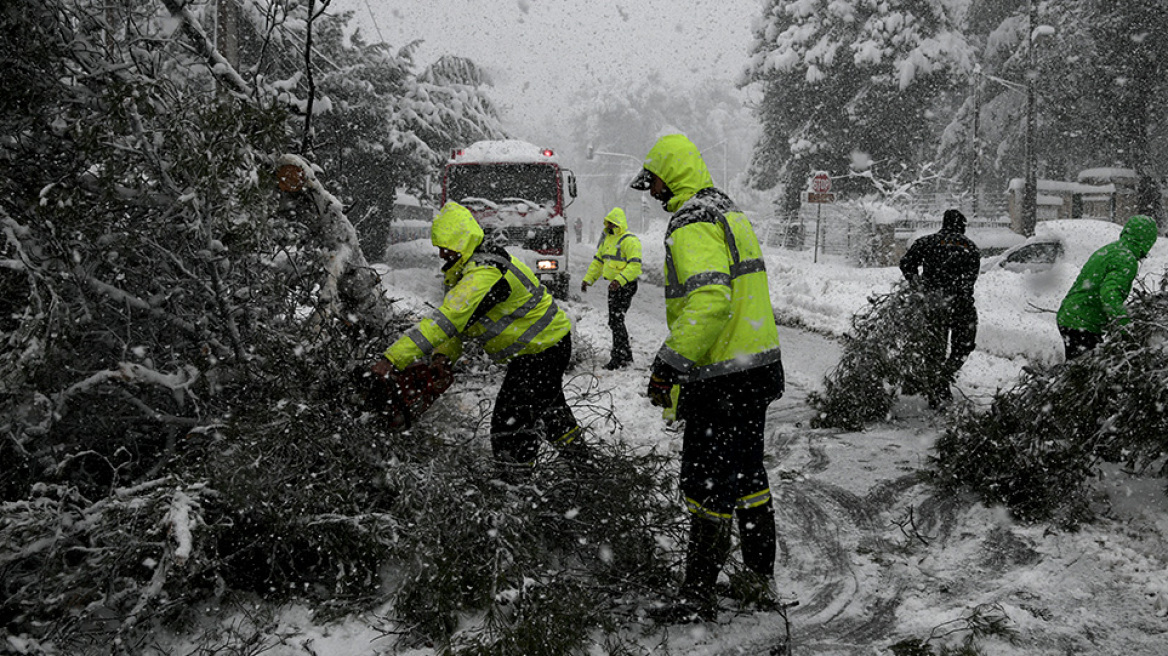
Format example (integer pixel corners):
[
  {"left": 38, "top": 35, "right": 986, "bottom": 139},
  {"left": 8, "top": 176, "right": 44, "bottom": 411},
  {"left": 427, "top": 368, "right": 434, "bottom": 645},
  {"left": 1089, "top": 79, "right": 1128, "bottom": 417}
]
[{"left": 360, "top": 357, "right": 455, "bottom": 429}]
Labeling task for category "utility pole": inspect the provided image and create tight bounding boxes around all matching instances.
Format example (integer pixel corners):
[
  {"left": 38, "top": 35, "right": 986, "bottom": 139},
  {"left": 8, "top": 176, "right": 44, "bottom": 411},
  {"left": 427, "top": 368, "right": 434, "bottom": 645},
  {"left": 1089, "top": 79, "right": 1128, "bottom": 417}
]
[
  {"left": 971, "top": 72, "right": 982, "bottom": 220},
  {"left": 1021, "top": 0, "right": 1038, "bottom": 237}
]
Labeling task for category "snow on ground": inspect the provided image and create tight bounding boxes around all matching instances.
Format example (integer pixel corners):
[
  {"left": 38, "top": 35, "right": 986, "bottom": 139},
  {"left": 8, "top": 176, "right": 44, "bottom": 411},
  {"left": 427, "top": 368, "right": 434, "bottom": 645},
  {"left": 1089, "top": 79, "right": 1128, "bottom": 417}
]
[{"left": 159, "top": 226, "right": 1168, "bottom": 655}]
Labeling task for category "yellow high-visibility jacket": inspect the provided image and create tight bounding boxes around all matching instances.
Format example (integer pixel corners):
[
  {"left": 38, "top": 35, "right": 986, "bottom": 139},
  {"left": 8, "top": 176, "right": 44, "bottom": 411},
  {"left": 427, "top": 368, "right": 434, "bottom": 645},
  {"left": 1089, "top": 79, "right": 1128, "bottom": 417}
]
[
  {"left": 583, "top": 207, "right": 642, "bottom": 286},
  {"left": 641, "top": 134, "right": 782, "bottom": 381},
  {"left": 385, "top": 202, "right": 571, "bottom": 369}
]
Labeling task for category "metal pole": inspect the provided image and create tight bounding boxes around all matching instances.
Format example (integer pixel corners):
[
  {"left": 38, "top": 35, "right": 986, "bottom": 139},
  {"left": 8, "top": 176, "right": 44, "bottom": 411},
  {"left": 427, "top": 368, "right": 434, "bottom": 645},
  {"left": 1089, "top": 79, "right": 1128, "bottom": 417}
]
[
  {"left": 814, "top": 202, "right": 822, "bottom": 264},
  {"left": 1021, "top": 0, "right": 1038, "bottom": 236},
  {"left": 972, "top": 75, "right": 982, "bottom": 220}
]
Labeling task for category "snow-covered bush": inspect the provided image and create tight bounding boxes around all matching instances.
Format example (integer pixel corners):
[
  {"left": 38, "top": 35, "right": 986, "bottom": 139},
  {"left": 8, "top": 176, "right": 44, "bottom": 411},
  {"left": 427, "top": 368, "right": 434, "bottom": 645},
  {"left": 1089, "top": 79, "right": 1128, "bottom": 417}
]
[
  {"left": 934, "top": 288, "right": 1168, "bottom": 526},
  {"left": 0, "top": 1, "right": 496, "bottom": 650},
  {"left": 384, "top": 435, "right": 680, "bottom": 651}
]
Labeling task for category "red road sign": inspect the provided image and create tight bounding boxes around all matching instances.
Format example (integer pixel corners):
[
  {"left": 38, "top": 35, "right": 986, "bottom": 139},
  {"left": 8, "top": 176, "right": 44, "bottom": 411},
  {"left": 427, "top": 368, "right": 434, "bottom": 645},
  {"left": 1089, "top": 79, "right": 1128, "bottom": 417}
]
[
  {"left": 811, "top": 171, "right": 832, "bottom": 193},
  {"left": 807, "top": 192, "right": 835, "bottom": 204}
]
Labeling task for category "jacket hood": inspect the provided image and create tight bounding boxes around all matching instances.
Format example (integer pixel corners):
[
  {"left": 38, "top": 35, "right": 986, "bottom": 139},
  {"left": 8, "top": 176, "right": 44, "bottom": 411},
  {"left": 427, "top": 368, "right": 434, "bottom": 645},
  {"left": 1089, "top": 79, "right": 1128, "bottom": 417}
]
[
  {"left": 941, "top": 209, "right": 967, "bottom": 233},
  {"left": 641, "top": 134, "right": 715, "bottom": 213},
  {"left": 1121, "top": 214, "right": 1159, "bottom": 258},
  {"left": 603, "top": 207, "right": 628, "bottom": 234},
  {"left": 431, "top": 202, "right": 484, "bottom": 267}
]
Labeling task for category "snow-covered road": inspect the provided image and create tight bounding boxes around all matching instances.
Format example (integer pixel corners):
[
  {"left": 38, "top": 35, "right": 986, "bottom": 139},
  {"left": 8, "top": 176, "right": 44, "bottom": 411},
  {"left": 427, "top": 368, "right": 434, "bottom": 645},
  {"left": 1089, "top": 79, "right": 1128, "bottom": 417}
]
[{"left": 370, "top": 237, "right": 1168, "bottom": 656}]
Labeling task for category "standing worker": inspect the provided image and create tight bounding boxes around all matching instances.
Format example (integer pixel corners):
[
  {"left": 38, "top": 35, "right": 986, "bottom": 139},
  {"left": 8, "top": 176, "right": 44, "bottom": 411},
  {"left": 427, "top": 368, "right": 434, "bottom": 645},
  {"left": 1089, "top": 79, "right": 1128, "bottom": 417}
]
[
  {"left": 1056, "top": 214, "right": 1159, "bottom": 360},
  {"left": 581, "top": 207, "right": 642, "bottom": 370},
  {"left": 372, "top": 202, "right": 584, "bottom": 478},
  {"left": 574, "top": 216, "right": 583, "bottom": 244},
  {"left": 898, "top": 208, "right": 981, "bottom": 406},
  {"left": 632, "top": 134, "right": 786, "bottom": 622}
]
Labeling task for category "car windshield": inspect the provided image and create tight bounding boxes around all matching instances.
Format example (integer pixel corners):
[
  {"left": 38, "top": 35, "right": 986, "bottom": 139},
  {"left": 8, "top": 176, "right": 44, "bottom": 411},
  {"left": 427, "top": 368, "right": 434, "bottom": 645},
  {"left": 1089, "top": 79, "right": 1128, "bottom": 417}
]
[
  {"left": 446, "top": 163, "right": 557, "bottom": 207},
  {"left": 1006, "top": 242, "right": 1062, "bottom": 265}
]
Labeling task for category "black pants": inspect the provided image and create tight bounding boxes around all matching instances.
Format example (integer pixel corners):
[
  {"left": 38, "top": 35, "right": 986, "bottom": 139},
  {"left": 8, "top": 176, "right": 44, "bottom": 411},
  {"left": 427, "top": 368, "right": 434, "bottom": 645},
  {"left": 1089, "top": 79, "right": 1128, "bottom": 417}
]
[
  {"left": 1059, "top": 326, "right": 1102, "bottom": 361},
  {"left": 607, "top": 280, "right": 637, "bottom": 364},
  {"left": 677, "top": 366, "right": 781, "bottom": 586},
  {"left": 678, "top": 385, "right": 771, "bottom": 518},
  {"left": 918, "top": 296, "right": 976, "bottom": 403},
  {"left": 490, "top": 333, "right": 580, "bottom": 465},
  {"left": 926, "top": 296, "right": 977, "bottom": 369}
]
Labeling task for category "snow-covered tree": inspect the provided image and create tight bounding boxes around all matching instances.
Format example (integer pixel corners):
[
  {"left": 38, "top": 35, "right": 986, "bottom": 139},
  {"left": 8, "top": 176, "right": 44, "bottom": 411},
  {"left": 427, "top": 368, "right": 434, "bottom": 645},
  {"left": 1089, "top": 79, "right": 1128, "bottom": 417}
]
[
  {"left": 0, "top": 1, "right": 511, "bottom": 647},
  {"left": 743, "top": 0, "right": 976, "bottom": 219},
  {"left": 1087, "top": 0, "right": 1168, "bottom": 226},
  {"left": 937, "top": 0, "right": 1168, "bottom": 223}
]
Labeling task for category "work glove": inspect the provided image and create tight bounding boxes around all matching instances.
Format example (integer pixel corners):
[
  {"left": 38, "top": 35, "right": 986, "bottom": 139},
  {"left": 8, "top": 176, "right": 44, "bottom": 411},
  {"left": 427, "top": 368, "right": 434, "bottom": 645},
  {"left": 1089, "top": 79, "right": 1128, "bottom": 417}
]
[
  {"left": 430, "top": 354, "right": 455, "bottom": 392},
  {"left": 580, "top": 280, "right": 590, "bottom": 293},
  {"left": 370, "top": 357, "right": 394, "bottom": 381},
  {"left": 609, "top": 280, "right": 620, "bottom": 292},
  {"left": 647, "top": 356, "right": 681, "bottom": 408},
  {"left": 647, "top": 374, "right": 672, "bottom": 408},
  {"left": 356, "top": 357, "right": 396, "bottom": 412}
]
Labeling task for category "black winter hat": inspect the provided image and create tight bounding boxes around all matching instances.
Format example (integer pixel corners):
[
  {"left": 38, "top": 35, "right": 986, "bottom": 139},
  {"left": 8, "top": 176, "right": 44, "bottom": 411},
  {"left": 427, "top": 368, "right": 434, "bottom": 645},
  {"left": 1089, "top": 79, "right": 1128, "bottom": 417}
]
[{"left": 942, "top": 209, "right": 966, "bottom": 232}]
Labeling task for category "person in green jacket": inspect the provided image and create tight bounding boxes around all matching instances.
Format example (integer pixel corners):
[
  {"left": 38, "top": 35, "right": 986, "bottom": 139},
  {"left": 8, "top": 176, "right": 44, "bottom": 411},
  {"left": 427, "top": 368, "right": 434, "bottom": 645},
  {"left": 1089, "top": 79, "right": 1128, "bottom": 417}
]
[
  {"left": 373, "top": 202, "right": 583, "bottom": 473},
  {"left": 632, "top": 133, "right": 786, "bottom": 621},
  {"left": 581, "top": 207, "right": 642, "bottom": 369},
  {"left": 1056, "top": 214, "right": 1159, "bottom": 360}
]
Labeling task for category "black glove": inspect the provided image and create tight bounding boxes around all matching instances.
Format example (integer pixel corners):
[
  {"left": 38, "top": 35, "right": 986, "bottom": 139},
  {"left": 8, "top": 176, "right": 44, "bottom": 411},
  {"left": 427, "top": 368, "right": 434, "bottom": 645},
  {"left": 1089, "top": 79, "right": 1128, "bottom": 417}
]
[
  {"left": 355, "top": 357, "right": 396, "bottom": 412},
  {"left": 647, "top": 374, "right": 672, "bottom": 408},
  {"left": 646, "top": 356, "right": 682, "bottom": 408}
]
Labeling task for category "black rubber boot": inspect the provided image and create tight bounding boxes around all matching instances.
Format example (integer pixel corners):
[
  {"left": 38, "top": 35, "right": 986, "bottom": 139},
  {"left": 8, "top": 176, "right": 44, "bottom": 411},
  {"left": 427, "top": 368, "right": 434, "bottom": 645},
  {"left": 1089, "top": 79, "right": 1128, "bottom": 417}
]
[
  {"left": 666, "top": 516, "right": 731, "bottom": 621},
  {"left": 650, "top": 515, "right": 731, "bottom": 623},
  {"left": 738, "top": 500, "right": 776, "bottom": 577}
]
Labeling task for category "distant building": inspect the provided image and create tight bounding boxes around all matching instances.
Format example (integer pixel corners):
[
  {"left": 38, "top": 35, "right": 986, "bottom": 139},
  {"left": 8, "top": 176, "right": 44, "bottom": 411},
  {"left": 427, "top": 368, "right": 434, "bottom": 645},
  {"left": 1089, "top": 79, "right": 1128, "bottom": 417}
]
[{"left": 1006, "top": 167, "right": 1163, "bottom": 232}]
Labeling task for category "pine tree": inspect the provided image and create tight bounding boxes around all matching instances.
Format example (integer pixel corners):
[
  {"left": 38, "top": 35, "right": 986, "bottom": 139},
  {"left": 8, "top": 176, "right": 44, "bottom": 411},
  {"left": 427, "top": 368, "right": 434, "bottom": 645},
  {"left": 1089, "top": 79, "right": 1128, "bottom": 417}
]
[{"left": 743, "top": 0, "right": 975, "bottom": 215}]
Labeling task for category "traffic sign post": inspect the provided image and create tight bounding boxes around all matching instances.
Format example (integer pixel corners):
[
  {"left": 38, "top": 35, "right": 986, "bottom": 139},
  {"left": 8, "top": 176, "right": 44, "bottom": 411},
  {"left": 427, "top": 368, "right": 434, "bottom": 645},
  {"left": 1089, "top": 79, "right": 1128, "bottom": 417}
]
[{"left": 808, "top": 172, "right": 833, "bottom": 263}]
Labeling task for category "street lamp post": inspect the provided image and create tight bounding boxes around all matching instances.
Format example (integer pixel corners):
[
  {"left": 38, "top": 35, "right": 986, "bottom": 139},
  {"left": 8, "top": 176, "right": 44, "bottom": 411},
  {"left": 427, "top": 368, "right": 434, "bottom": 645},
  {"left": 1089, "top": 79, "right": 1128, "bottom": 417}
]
[
  {"left": 705, "top": 139, "right": 729, "bottom": 189},
  {"left": 971, "top": 2, "right": 1050, "bottom": 237},
  {"left": 1021, "top": 0, "right": 1039, "bottom": 237},
  {"left": 586, "top": 144, "right": 647, "bottom": 231}
]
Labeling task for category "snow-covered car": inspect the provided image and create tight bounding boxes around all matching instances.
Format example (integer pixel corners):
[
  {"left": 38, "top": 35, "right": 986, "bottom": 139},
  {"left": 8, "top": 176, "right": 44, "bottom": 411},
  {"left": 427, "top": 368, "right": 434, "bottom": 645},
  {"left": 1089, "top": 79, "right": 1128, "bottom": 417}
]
[{"left": 979, "top": 219, "right": 1122, "bottom": 274}]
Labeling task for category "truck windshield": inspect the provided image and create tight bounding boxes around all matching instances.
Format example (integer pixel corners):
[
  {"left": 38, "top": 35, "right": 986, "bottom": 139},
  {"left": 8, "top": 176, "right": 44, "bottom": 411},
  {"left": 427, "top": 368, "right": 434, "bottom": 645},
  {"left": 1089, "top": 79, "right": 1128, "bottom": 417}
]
[{"left": 446, "top": 163, "right": 557, "bottom": 207}]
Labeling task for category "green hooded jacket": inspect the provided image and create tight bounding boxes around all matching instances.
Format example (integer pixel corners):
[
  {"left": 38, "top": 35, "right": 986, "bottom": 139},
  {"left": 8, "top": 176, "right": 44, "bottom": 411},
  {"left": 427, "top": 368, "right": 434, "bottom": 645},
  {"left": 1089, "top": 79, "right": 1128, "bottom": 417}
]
[
  {"left": 583, "top": 207, "right": 642, "bottom": 286},
  {"left": 385, "top": 202, "right": 571, "bottom": 368},
  {"left": 641, "top": 134, "right": 783, "bottom": 382},
  {"left": 1056, "top": 215, "right": 1159, "bottom": 334}
]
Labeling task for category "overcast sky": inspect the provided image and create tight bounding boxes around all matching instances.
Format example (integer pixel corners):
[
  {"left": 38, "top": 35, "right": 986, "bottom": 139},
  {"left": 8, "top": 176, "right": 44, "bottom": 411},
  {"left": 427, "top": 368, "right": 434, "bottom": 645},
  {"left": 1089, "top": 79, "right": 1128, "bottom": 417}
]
[{"left": 332, "top": 0, "right": 762, "bottom": 141}]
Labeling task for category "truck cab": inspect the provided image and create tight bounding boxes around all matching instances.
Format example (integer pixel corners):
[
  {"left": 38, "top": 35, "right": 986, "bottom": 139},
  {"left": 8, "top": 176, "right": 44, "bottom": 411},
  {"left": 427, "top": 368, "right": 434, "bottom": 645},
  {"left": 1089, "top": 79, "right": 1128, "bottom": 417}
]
[{"left": 442, "top": 140, "right": 577, "bottom": 299}]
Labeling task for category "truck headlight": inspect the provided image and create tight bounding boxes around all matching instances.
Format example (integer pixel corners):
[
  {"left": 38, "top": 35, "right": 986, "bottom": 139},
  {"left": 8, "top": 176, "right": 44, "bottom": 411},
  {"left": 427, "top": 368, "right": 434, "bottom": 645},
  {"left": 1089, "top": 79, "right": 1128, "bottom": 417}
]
[{"left": 536, "top": 260, "right": 558, "bottom": 271}]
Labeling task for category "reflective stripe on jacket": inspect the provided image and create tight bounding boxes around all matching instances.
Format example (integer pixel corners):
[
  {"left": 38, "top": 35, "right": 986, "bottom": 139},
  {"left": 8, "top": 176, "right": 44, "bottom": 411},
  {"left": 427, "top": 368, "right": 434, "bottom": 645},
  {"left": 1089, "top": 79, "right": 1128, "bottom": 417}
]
[
  {"left": 657, "top": 188, "right": 782, "bottom": 382},
  {"left": 639, "top": 135, "right": 781, "bottom": 382},
  {"left": 385, "top": 201, "right": 571, "bottom": 369},
  {"left": 584, "top": 208, "right": 642, "bottom": 286}
]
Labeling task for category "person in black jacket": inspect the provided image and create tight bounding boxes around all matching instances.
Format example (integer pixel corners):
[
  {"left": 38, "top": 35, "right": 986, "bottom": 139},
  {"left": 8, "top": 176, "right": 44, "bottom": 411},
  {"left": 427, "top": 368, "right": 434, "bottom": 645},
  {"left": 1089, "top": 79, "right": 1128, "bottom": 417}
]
[{"left": 898, "top": 208, "right": 980, "bottom": 406}]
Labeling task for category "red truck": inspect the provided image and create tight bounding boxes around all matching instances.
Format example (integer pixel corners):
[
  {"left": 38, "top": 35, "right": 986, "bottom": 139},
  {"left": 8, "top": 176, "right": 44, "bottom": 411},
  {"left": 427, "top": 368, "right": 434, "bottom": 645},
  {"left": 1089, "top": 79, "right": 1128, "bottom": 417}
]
[{"left": 442, "top": 140, "right": 577, "bottom": 299}]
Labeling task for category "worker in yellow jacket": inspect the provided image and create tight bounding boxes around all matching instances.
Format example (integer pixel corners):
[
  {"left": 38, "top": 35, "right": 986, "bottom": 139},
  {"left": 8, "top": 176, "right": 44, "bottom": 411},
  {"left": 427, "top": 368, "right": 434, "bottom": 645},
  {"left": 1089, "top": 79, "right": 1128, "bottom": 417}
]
[
  {"left": 373, "top": 202, "right": 583, "bottom": 474},
  {"left": 632, "top": 133, "right": 786, "bottom": 622},
  {"left": 581, "top": 207, "right": 642, "bottom": 369}
]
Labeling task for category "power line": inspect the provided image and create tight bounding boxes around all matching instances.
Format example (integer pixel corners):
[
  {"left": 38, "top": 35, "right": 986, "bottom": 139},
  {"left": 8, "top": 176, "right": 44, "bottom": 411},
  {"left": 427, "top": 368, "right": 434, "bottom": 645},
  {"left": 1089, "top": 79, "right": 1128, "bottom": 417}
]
[{"left": 362, "top": 0, "right": 386, "bottom": 43}]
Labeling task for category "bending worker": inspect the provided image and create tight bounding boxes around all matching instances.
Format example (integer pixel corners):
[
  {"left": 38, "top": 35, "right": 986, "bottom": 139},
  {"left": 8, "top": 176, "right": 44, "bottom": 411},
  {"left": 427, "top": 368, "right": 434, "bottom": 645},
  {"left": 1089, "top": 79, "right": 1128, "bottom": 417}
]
[
  {"left": 1057, "top": 214, "right": 1159, "bottom": 359},
  {"left": 372, "top": 201, "right": 584, "bottom": 476},
  {"left": 581, "top": 207, "right": 642, "bottom": 370}
]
